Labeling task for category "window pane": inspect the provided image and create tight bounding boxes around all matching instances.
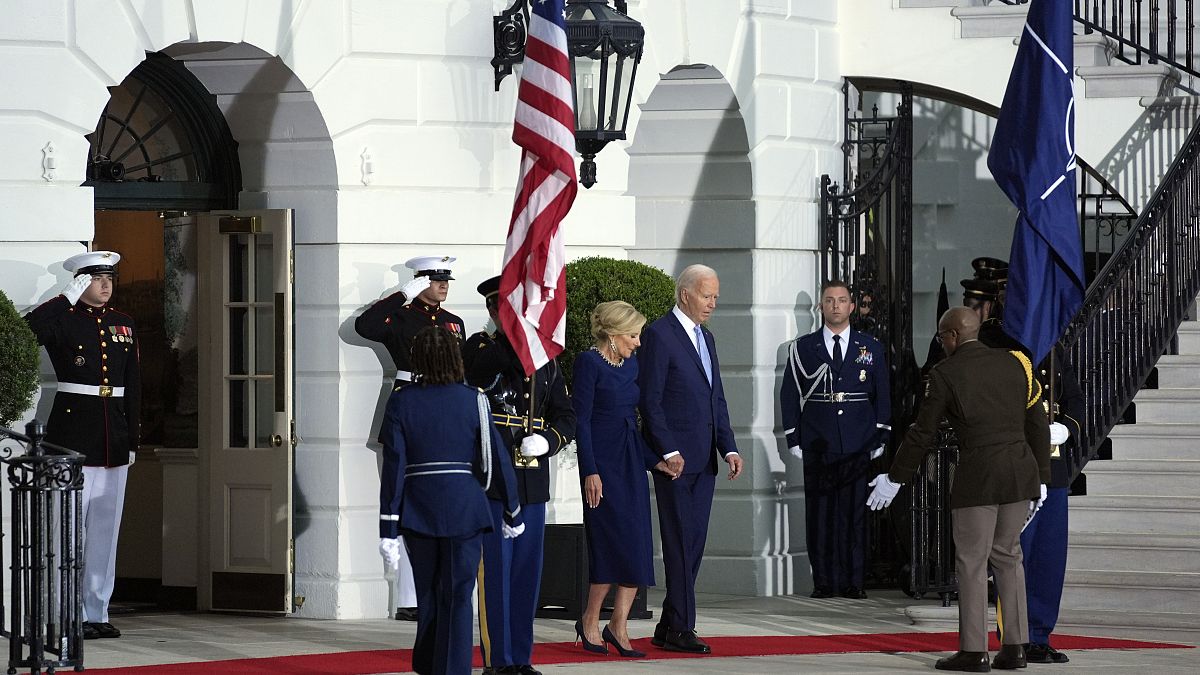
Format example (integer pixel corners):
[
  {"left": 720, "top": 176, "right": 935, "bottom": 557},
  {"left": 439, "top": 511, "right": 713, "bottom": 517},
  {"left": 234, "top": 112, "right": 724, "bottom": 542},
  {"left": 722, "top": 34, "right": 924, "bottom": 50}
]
[
  {"left": 254, "top": 305, "right": 274, "bottom": 376},
  {"left": 229, "top": 233, "right": 248, "bottom": 303},
  {"left": 254, "top": 379, "right": 275, "bottom": 448},
  {"left": 228, "top": 379, "right": 248, "bottom": 448},
  {"left": 228, "top": 307, "right": 247, "bottom": 375},
  {"left": 254, "top": 233, "right": 273, "bottom": 304}
]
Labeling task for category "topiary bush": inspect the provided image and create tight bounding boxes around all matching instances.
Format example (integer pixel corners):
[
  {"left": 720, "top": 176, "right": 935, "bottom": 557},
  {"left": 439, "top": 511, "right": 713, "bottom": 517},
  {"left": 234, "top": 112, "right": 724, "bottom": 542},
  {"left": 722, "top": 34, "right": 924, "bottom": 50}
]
[
  {"left": 562, "top": 256, "right": 676, "bottom": 385},
  {"left": 0, "top": 289, "right": 40, "bottom": 429}
]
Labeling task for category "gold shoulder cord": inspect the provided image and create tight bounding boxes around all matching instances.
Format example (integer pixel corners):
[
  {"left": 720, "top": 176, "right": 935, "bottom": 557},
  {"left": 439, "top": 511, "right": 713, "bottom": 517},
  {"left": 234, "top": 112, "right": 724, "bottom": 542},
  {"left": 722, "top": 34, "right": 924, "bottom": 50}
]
[{"left": 1008, "top": 350, "right": 1042, "bottom": 409}]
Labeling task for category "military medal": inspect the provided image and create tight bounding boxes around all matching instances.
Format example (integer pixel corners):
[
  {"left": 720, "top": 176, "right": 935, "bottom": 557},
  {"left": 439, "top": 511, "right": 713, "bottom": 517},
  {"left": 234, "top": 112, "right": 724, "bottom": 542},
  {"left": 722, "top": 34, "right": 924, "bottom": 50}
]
[{"left": 859, "top": 369, "right": 867, "bottom": 382}]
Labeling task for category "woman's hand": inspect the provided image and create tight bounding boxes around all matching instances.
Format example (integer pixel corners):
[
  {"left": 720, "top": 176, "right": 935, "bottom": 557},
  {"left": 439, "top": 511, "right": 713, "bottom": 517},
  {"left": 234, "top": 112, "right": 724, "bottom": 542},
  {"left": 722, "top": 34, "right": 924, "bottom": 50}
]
[{"left": 584, "top": 474, "right": 603, "bottom": 508}]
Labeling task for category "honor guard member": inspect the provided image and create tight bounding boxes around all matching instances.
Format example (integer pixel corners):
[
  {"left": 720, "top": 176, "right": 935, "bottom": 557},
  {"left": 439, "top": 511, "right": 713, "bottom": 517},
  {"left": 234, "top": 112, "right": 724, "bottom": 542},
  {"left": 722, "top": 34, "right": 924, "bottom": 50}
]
[
  {"left": 24, "top": 251, "right": 140, "bottom": 640},
  {"left": 962, "top": 257, "right": 1024, "bottom": 352},
  {"left": 358, "top": 255, "right": 464, "bottom": 621},
  {"left": 781, "top": 280, "right": 891, "bottom": 599},
  {"left": 1017, "top": 349, "right": 1084, "bottom": 664},
  {"left": 463, "top": 276, "right": 577, "bottom": 675},
  {"left": 356, "top": 255, "right": 466, "bottom": 388},
  {"left": 378, "top": 326, "right": 525, "bottom": 675}
]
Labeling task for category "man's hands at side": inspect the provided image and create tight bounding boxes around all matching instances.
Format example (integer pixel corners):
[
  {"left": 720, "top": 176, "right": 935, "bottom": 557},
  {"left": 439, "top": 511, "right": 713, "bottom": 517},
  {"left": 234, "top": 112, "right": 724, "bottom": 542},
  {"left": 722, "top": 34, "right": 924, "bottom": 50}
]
[
  {"left": 866, "top": 473, "right": 901, "bottom": 510},
  {"left": 725, "top": 452, "right": 743, "bottom": 480},
  {"left": 379, "top": 537, "right": 402, "bottom": 570}
]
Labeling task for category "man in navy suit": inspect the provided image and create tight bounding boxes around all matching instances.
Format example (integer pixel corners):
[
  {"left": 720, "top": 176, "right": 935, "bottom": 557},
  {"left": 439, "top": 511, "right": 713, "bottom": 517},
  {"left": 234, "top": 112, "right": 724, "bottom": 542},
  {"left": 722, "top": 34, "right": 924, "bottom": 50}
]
[
  {"left": 639, "top": 264, "right": 743, "bottom": 654},
  {"left": 781, "top": 280, "right": 891, "bottom": 599}
]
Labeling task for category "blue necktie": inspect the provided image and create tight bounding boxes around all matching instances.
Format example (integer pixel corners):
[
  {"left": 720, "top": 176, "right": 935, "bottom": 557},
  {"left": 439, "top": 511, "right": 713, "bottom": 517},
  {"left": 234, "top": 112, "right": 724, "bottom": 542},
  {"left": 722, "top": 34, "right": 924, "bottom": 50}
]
[
  {"left": 832, "top": 333, "right": 843, "bottom": 370},
  {"left": 694, "top": 325, "right": 713, "bottom": 385}
]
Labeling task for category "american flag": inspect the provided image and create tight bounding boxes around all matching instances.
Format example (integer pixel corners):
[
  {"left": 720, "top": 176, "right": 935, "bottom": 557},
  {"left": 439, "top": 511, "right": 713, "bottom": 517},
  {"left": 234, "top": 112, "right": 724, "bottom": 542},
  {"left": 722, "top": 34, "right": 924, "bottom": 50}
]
[{"left": 498, "top": 0, "right": 578, "bottom": 376}]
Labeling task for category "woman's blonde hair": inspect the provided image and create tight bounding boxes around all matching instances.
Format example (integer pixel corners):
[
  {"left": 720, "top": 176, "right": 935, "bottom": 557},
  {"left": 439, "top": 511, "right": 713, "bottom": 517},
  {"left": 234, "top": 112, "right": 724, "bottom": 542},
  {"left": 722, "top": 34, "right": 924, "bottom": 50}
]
[{"left": 590, "top": 300, "right": 646, "bottom": 342}]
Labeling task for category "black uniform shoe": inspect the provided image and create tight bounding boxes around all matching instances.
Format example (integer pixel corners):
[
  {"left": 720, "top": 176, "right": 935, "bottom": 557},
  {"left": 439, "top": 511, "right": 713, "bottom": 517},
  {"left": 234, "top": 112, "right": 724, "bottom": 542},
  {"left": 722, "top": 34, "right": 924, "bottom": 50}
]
[
  {"left": 650, "top": 622, "right": 667, "bottom": 647},
  {"left": 1025, "top": 643, "right": 1069, "bottom": 664},
  {"left": 662, "top": 629, "right": 711, "bottom": 654},
  {"left": 511, "top": 667, "right": 542, "bottom": 675},
  {"left": 992, "top": 644, "right": 1027, "bottom": 669},
  {"left": 85, "top": 622, "right": 121, "bottom": 639},
  {"left": 935, "top": 651, "right": 991, "bottom": 672},
  {"left": 840, "top": 586, "right": 868, "bottom": 599},
  {"left": 810, "top": 586, "right": 835, "bottom": 598},
  {"left": 394, "top": 606, "right": 418, "bottom": 621}
]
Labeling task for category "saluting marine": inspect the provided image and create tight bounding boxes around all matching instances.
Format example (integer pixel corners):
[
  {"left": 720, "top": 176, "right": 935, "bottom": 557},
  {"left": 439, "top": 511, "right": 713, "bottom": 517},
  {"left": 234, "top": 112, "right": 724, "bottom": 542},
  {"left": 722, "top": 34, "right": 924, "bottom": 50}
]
[
  {"left": 462, "top": 276, "right": 576, "bottom": 675},
  {"left": 780, "top": 280, "right": 891, "bottom": 600},
  {"left": 24, "top": 250, "right": 141, "bottom": 640},
  {"left": 358, "top": 254, "right": 464, "bottom": 621},
  {"left": 356, "top": 255, "right": 466, "bottom": 387}
]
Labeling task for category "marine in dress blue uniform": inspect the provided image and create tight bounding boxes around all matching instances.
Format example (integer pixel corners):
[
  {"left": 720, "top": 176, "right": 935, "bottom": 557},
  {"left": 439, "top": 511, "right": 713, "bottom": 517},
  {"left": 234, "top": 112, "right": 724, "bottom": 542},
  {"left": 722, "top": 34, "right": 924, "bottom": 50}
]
[
  {"left": 24, "top": 251, "right": 140, "bottom": 639},
  {"left": 355, "top": 255, "right": 466, "bottom": 386},
  {"left": 462, "top": 276, "right": 576, "bottom": 675},
  {"left": 781, "top": 288, "right": 891, "bottom": 598},
  {"left": 358, "top": 255, "right": 465, "bottom": 617},
  {"left": 379, "top": 379, "right": 523, "bottom": 675}
]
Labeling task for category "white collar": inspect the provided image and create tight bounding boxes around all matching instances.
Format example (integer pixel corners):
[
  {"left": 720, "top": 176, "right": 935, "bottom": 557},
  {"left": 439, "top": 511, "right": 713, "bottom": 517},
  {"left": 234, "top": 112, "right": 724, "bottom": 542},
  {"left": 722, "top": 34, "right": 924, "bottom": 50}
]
[
  {"left": 672, "top": 305, "right": 698, "bottom": 334},
  {"left": 822, "top": 324, "right": 850, "bottom": 342}
]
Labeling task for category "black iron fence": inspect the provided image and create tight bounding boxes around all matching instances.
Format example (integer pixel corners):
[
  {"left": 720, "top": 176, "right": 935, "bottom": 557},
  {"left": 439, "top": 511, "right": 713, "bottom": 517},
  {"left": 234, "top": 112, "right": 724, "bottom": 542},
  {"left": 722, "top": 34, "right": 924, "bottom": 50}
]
[
  {"left": 906, "top": 427, "right": 958, "bottom": 603},
  {"left": 0, "top": 422, "right": 85, "bottom": 675}
]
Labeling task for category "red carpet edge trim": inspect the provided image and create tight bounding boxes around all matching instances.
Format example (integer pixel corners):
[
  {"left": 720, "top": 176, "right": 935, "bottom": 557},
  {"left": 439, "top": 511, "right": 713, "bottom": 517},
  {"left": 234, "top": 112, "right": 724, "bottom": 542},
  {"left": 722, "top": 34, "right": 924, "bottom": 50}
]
[{"left": 86, "top": 631, "right": 1193, "bottom": 674}]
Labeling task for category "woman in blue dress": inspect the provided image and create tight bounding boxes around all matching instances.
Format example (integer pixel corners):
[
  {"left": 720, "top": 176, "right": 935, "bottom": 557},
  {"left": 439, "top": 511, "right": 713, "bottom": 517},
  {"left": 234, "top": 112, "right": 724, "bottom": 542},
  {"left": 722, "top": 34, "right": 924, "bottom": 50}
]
[{"left": 572, "top": 301, "right": 666, "bottom": 658}]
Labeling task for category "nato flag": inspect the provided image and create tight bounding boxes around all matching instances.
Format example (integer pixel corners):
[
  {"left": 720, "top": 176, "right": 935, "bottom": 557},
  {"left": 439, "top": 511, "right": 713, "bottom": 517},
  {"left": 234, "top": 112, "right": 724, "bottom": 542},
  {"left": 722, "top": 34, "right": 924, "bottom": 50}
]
[{"left": 987, "top": 0, "right": 1085, "bottom": 365}]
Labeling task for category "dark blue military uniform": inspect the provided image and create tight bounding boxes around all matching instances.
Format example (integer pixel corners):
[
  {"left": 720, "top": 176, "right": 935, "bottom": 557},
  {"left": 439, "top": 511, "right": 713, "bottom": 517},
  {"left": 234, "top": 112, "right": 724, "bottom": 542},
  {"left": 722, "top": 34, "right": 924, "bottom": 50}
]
[
  {"left": 379, "top": 382, "right": 522, "bottom": 675},
  {"left": 25, "top": 295, "right": 141, "bottom": 467},
  {"left": 462, "top": 328, "right": 575, "bottom": 672},
  {"left": 781, "top": 327, "right": 890, "bottom": 595},
  {"left": 356, "top": 295, "right": 465, "bottom": 383}
]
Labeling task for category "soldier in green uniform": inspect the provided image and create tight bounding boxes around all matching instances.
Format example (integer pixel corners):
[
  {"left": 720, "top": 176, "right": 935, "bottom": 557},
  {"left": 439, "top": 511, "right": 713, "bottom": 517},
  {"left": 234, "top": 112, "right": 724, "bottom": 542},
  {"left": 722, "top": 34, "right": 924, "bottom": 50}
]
[{"left": 867, "top": 307, "right": 1050, "bottom": 672}]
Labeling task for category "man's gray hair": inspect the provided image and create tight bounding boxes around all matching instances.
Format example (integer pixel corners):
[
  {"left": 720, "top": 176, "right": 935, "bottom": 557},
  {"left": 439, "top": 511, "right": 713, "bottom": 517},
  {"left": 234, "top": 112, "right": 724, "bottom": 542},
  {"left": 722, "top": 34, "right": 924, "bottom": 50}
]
[{"left": 676, "top": 264, "right": 718, "bottom": 304}]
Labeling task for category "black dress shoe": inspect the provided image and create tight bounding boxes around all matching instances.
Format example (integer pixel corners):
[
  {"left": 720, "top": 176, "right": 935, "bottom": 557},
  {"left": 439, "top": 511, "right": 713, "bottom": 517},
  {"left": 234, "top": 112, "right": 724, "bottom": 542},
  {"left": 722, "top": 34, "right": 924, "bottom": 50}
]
[
  {"left": 662, "top": 629, "right": 711, "bottom": 654},
  {"left": 810, "top": 586, "right": 835, "bottom": 598},
  {"left": 840, "top": 586, "right": 868, "bottom": 599},
  {"left": 1025, "top": 643, "right": 1068, "bottom": 664},
  {"left": 650, "top": 622, "right": 667, "bottom": 647},
  {"left": 935, "top": 651, "right": 991, "bottom": 672},
  {"left": 394, "top": 606, "right": 418, "bottom": 621},
  {"left": 82, "top": 623, "right": 100, "bottom": 640},
  {"left": 511, "top": 667, "right": 541, "bottom": 675},
  {"left": 992, "top": 644, "right": 1027, "bottom": 669},
  {"left": 86, "top": 622, "right": 121, "bottom": 639}
]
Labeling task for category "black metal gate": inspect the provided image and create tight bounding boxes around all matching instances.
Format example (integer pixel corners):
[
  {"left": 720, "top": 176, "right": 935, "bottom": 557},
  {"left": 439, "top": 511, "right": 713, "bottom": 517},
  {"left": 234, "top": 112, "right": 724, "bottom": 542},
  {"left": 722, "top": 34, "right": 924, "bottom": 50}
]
[{"left": 819, "top": 81, "right": 924, "bottom": 592}]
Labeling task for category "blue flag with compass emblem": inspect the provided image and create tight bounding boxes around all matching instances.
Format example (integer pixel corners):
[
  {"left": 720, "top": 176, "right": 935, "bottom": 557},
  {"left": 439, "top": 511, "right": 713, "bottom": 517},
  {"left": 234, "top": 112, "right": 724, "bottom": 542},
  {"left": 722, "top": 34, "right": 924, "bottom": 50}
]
[{"left": 987, "top": 0, "right": 1085, "bottom": 365}]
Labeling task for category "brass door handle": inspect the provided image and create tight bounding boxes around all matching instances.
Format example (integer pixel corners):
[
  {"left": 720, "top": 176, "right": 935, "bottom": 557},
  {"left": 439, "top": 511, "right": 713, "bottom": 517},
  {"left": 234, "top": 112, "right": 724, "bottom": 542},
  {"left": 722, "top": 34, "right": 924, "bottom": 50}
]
[{"left": 270, "top": 434, "right": 284, "bottom": 447}]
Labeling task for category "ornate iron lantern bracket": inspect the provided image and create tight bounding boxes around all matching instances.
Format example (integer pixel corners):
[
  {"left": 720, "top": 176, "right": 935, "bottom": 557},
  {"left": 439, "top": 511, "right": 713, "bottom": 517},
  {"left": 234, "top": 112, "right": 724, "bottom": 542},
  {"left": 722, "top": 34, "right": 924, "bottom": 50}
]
[{"left": 492, "top": 0, "right": 530, "bottom": 91}]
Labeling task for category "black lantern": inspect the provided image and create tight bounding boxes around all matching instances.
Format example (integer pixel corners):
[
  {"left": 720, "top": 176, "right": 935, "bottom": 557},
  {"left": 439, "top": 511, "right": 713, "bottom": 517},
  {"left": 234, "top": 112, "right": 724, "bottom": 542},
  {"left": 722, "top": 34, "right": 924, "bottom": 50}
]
[{"left": 493, "top": 0, "right": 644, "bottom": 189}]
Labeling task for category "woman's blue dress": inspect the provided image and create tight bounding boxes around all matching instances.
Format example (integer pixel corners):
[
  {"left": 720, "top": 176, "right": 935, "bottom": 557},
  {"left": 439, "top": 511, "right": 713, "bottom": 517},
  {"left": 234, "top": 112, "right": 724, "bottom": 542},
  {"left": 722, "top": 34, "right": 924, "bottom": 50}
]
[{"left": 572, "top": 348, "right": 656, "bottom": 586}]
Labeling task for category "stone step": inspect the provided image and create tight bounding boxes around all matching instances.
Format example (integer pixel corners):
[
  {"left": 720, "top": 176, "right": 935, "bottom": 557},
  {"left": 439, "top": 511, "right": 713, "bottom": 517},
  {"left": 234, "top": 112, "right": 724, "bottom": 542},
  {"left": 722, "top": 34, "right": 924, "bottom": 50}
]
[
  {"left": 1083, "top": 459, "right": 1200, "bottom": 496},
  {"left": 1176, "top": 322, "right": 1200, "bottom": 354},
  {"left": 1056, "top": 608, "right": 1200, "bottom": 642},
  {"left": 1077, "top": 63, "right": 1182, "bottom": 98},
  {"left": 1061, "top": 569, "right": 1200, "bottom": 614},
  {"left": 951, "top": 3, "right": 1026, "bottom": 39},
  {"left": 1155, "top": 355, "right": 1200, "bottom": 387},
  {"left": 898, "top": 0, "right": 982, "bottom": 7},
  {"left": 1068, "top": 495, "right": 1200, "bottom": 535},
  {"left": 1107, "top": 424, "right": 1200, "bottom": 460},
  {"left": 1130, "top": 389, "right": 1200, "bottom": 422},
  {"left": 1068, "top": 532, "right": 1200, "bottom": 575}
]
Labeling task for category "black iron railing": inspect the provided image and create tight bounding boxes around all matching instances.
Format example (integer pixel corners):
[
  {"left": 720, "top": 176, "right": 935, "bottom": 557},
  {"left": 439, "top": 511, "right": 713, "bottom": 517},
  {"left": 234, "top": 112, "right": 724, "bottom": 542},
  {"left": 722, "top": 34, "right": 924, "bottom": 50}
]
[
  {"left": 907, "top": 426, "right": 958, "bottom": 603},
  {"left": 1060, "top": 112, "right": 1200, "bottom": 481},
  {"left": 0, "top": 422, "right": 85, "bottom": 675},
  {"left": 998, "top": 1, "right": 1199, "bottom": 82}
]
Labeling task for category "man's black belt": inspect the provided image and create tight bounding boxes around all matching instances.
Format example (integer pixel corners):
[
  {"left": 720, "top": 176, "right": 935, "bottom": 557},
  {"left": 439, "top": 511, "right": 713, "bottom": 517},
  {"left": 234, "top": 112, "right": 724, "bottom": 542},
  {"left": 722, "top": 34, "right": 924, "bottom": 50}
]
[
  {"left": 491, "top": 413, "right": 546, "bottom": 431},
  {"left": 807, "top": 392, "right": 871, "bottom": 403}
]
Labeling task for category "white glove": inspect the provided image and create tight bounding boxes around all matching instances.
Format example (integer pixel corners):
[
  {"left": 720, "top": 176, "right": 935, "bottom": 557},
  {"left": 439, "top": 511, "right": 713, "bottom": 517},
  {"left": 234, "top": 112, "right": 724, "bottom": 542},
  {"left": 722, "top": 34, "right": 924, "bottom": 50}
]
[
  {"left": 502, "top": 522, "right": 525, "bottom": 539},
  {"left": 520, "top": 434, "right": 549, "bottom": 457},
  {"left": 1049, "top": 422, "right": 1069, "bottom": 446},
  {"left": 62, "top": 274, "right": 92, "bottom": 305},
  {"left": 866, "top": 473, "right": 901, "bottom": 511},
  {"left": 1036, "top": 483, "right": 1047, "bottom": 511},
  {"left": 399, "top": 275, "right": 431, "bottom": 301},
  {"left": 789, "top": 446, "right": 802, "bottom": 460},
  {"left": 870, "top": 446, "right": 885, "bottom": 460},
  {"left": 379, "top": 537, "right": 402, "bottom": 570}
]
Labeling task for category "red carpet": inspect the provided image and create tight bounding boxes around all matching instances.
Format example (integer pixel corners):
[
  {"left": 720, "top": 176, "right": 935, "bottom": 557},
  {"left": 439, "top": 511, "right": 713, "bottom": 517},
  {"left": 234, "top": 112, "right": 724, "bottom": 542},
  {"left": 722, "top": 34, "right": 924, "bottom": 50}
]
[{"left": 87, "top": 632, "right": 1190, "bottom": 674}]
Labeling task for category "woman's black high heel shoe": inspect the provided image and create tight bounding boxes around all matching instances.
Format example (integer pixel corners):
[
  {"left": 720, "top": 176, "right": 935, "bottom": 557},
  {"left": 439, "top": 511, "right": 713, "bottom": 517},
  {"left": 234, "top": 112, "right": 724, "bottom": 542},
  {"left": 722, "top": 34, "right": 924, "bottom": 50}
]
[
  {"left": 574, "top": 620, "right": 609, "bottom": 655},
  {"left": 602, "top": 625, "right": 646, "bottom": 658}
]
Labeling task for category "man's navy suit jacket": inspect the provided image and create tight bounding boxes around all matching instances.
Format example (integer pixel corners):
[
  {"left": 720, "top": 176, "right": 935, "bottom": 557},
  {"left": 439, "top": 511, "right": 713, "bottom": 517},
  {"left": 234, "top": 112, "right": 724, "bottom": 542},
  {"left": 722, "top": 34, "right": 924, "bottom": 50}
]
[{"left": 639, "top": 313, "right": 739, "bottom": 474}]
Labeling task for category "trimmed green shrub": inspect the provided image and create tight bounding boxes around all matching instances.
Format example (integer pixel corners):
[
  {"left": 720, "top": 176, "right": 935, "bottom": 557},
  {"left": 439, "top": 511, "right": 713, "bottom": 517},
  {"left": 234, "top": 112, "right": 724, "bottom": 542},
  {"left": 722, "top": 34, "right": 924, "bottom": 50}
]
[
  {"left": 563, "top": 256, "right": 676, "bottom": 385},
  {"left": 0, "top": 290, "right": 40, "bottom": 428}
]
